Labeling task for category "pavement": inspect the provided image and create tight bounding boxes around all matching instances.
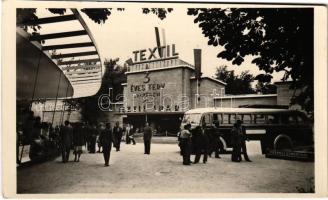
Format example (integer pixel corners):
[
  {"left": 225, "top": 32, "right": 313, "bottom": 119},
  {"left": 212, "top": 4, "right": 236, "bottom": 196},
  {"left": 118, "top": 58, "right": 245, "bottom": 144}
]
[{"left": 17, "top": 141, "right": 314, "bottom": 194}]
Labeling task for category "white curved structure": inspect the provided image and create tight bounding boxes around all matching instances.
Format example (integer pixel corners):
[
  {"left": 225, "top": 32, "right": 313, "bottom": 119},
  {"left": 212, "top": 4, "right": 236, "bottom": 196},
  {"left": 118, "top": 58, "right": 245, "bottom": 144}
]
[{"left": 17, "top": 9, "right": 103, "bottom": 100}]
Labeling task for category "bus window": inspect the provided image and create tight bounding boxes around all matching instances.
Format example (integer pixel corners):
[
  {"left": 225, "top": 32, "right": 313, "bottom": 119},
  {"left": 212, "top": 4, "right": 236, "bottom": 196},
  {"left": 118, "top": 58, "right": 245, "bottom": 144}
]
[
  {"left": 222, "top": 114, "right": 230, "bottom": 124},
  {"left": 254, "top": 114, "right": 266, "bottom": 124},
  {"left": 281, "top": 114, "right": 297, "bottom": 124},
  {"left": 241, "top": 114, "right": 252, "bottom": 124},
  {"left": 267, "top": 114, "right": 279, "bottom": 124},
  {"left": 213, "top": 114, "right": 218, "bottom": 122},
  {"left": 230, "top": 114, "right": 237, "bottom": 124},
  {"left": 202, "top": 114, "right": 211, "bottom": 127}
]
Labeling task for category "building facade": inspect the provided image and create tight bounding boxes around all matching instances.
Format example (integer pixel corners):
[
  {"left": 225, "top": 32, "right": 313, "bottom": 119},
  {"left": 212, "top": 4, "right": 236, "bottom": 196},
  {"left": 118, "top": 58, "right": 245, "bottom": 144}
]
[{"left": 121, "top": 53, "right": 226, "bottom": 134}]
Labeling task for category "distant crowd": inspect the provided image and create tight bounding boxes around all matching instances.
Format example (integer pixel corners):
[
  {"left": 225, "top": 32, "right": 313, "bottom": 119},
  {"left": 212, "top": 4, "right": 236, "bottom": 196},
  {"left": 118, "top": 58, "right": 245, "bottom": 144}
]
[{"left": 17, "top": 110, "right": 251, "bottom": 166}]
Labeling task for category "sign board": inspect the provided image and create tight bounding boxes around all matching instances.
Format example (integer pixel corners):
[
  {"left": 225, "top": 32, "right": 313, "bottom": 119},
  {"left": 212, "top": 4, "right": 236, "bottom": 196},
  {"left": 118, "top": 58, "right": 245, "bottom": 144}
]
[{"left": 132, "top": 44, "right": 179, "bottom": 63}]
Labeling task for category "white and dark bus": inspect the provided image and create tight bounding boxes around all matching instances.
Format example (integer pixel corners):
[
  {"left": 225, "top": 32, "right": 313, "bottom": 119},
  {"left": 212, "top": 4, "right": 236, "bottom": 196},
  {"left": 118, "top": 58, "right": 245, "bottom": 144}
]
[{"left": 180, "top": 108, "right": 313, "bottom": 154}]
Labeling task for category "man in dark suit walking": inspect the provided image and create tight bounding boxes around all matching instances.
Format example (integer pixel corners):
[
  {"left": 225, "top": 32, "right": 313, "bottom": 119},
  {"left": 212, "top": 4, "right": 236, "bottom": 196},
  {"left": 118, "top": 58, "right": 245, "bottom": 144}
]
[
  {"left": 113, "top": 122, "right": 123, "bottom": 151},
  {"left": 99, "top": 123, "right": 113, "bottom": 166},
  {"left": 60, "top": 120, "right": 73, "bottom": 163},
  {"left": 143, "top": 122, "right": 153, "bottom": 154}
]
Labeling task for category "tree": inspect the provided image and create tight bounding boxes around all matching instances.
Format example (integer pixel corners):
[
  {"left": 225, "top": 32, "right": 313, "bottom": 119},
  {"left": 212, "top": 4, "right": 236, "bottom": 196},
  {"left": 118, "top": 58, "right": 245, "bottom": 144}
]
[
  {"left": 215, "top": 65, "right": 255, "bottom": 95},
  {"left": 142, "top": 8, "right": 173, "bottom": 20},
  {"left": 97, "top": 58, "right": 127, "bottom": 102},
  {"left": 255, "top": 82, "right": 277, "bottom": 94},
  {"left": 73, "top": 59, "right": 127, "bottom": 124},
  {"left": 187, "top": 8, "right": 313, "bottom": 113}
]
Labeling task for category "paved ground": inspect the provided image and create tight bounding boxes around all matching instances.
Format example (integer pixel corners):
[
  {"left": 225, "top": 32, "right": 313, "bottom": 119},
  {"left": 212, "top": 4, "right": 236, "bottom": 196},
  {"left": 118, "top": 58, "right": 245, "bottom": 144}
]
[{"left": 17, "top": 141, "right": 314, "bottom": 194}]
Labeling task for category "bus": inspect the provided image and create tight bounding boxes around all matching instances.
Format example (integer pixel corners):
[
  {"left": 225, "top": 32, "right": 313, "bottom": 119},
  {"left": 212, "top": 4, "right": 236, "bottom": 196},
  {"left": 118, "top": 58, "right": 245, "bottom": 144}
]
[{"left": 180, "top": 107, "right": 313, "bottom": 154}]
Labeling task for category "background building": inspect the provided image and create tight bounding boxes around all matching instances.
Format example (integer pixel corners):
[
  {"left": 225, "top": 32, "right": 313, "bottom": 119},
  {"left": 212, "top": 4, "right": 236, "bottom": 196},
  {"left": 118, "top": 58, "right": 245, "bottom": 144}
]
[{"left": 121, "top": 55, "right": 226, "bottom": 134}]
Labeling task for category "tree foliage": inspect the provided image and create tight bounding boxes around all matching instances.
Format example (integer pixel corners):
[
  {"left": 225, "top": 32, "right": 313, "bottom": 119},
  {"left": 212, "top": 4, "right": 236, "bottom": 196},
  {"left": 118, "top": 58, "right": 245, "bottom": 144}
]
[
  {"left": 215, "top": 65, "right": 255, "bottom": 95},
  {"left": 188, "top": 8, "right": 313, "bottom": 113},
  {"left": 81, "top": 8, "right": 112, "bottom": 24},
  {"left": 73, "top": 59, "right": 127, "bottom": 124},
  {"left": 142, "top": 8, "right": 173, "bottom": 20},
  {"left": 255, "top": 82, "right": 277, "bottom": 94}
]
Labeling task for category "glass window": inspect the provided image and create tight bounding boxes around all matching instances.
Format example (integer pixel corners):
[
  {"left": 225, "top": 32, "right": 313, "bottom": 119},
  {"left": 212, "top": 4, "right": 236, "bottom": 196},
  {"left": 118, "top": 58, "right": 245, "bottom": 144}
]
[
  {"left": 241, "top": 114, "right": 252, "bottom": 124},
  {"left": 267, "top": 114, "right": 279, "bottom": 124},
  {"left": 222, "top": 114, "right": 230, "bottom": 124},
  {"left": 254, "top": 114, "right": 266, "bottom": 124},
  {"left": 230, "top": 114, "right": 237, "bottom": 124},
  {"left": 281, "top": 114, "right": 297, "bottom": 124},
  {"left": 213, "top": 113, "right": 218, "bottom": 121},
  {"left": 203, "top": 114, "right": 211, "bottom": 126},
  {"left": 182, "top": 113, "right": 202, "bottom": 125}
]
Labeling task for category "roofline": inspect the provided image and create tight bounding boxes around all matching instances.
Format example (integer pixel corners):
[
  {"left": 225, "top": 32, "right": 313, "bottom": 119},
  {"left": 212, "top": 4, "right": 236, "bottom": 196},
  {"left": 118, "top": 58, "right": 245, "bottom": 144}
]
[
  {"left": 125, "top": 65, "right": 194, "bottom": 75},
  {"left": 190, "top": 76, "right": 227, "bottom": 86},
  {"left": 119, "top": 111, "right": 185, "bottom": 115},
  {"left": 185, "top": 107, "right": 297, "bottom": 114},
  {"left": 274, "top": 81, "right": 293, "bottom": 85},
  {"left": 214, "top": 94, "right": 277, "bottom": 99}
]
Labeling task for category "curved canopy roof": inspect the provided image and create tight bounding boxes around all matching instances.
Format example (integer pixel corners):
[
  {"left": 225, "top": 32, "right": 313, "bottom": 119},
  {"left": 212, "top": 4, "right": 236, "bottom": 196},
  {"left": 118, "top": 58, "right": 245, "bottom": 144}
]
[{"left": 17, "top": 9, "right": 103, "bottom": 100}]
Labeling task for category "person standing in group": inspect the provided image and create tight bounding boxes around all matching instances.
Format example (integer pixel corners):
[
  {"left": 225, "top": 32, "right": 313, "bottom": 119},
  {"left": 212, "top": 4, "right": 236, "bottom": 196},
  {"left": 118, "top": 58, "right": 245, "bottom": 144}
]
[
  {"left": 99, "top": 123, "right": 113, "bottom": 167},
  {"left": 240, "top": 120, "right": 252, "bottom": 162},
  {"left": 231, "top": 120, "right": 242, "bottom": 162},
  {"left": 96, "top": 123, "right": 102, "bottom": 153},
  {"left": 89, "top": 124, "right": 97, "bottom": 153},
  {"left": 125, "top": 124, "right": 130, "bottom": 144},
  {"left": 113, "top": 122, "right": 123, "bottom": 151},
  {"left": 81, "top": 122, "right": 88, "bottom": 150},
  {"left": 84, "top": 122, "right": 91, "bottom": 152},
  {"left": 194, "top": 121, "right": 210, "bottom": 164},
  {"left": 180, "top": 124, "right": 192, "bottom": 165},
  {"left": 143, "top": 122, "right": 153, "bottom": 154},
  {"left": 208, "top": 121, "right": 222, "bottom": 159},
  {"left": 129, "top": 124, "right": 136, "bottom": 145},
  {"left": 60, "top": 120, "right": 73, "bottom": 163},
  {"left": 73, "top": 123, "right": 84, "bottom": 162}
]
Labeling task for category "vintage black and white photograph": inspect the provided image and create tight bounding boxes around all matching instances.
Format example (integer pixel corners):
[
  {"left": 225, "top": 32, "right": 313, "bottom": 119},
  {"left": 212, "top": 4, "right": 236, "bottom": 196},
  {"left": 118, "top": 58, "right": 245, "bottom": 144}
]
[{"left": 5, "top": 1, "right": 327, "bottom": 196}]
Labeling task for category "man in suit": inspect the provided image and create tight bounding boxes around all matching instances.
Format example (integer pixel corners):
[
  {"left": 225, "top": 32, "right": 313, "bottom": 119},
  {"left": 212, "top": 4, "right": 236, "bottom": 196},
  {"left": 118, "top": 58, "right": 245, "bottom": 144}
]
[
  {"left": 89, "top": 124, "right": 98, "bottom": 153},
  {"left": 99, "top": 123, "right": 113, "bottom": 166},
  {"left": 180, "top": 124, "right": 192, "bottom": 165},
  {"left": 208, "top": 121, "right": 222, "bottom": 159},
  {"left": 143, "top": 122, "right": 153, "bottom": 154},
  {"left": 193, "top": 124, "right": 210, "bottom": 164},
  {"left": 60, "top": 120, "right": 73, "bottom": 163},
  {"left": 240, "top": 120, "right": 252, "bottom": 162},
  {"left": 113, "top": 122, "right": 123, "bottom": 151}
]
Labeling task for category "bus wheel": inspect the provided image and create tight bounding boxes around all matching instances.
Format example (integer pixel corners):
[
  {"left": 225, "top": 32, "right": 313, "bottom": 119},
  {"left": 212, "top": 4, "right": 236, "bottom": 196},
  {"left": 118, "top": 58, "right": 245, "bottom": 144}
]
[{"left": 274, "top": 134, "right": 293, "bottom": 151}]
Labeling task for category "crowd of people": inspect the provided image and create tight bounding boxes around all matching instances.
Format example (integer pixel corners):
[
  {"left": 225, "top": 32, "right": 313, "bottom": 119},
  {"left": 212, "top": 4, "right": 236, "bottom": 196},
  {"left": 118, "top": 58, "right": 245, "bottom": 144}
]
[
  {"left": 53, "top": 120, "right": 139, "bottom": 166},
  {"left": 178, "top": 119, "right": 251, "bottom": 166},
  {"left": 18, "top": 110, "right": 251, "bottom": 167},
  {"left": 17, "top": 110, "right": 140, "bottom": 166}
]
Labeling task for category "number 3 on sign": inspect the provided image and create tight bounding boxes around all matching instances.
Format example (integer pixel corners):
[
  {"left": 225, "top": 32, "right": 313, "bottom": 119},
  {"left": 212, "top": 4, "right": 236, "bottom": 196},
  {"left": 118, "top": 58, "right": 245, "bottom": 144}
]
[{"left": 144, "top": 71, "right": 150, "bottom": 83}]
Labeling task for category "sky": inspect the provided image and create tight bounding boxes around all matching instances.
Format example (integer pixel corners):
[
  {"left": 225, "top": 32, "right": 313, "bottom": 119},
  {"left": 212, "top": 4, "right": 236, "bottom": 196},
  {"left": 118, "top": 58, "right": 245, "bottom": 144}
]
[
  {"left": 34, "top": 7, "right": 285, "bottom": 97},
  {"left": 81, "top": 7, "right": 284, "bottom": 82}
]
